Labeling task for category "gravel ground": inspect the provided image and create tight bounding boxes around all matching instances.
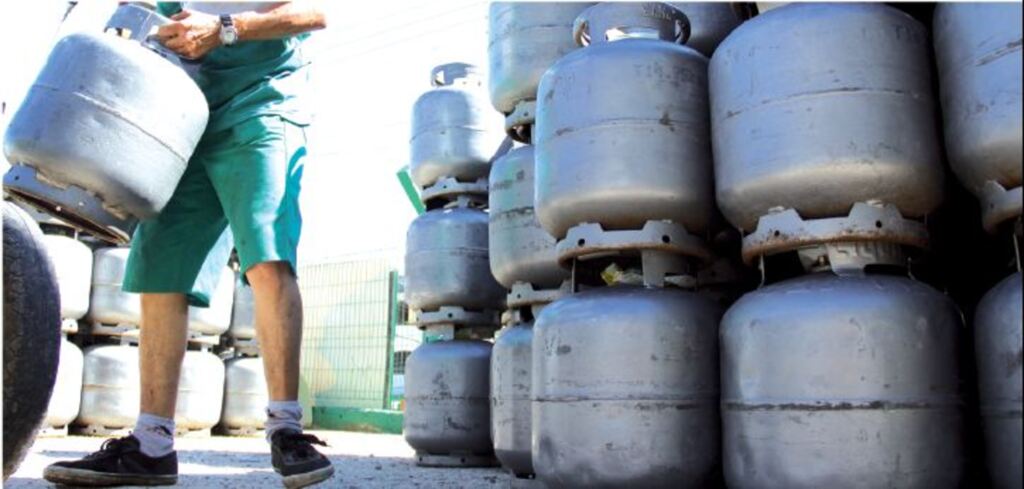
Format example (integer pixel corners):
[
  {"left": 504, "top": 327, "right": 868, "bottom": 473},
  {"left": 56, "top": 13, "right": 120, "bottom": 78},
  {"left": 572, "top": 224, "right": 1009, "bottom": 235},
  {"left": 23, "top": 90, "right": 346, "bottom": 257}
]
[{"left": 6, "top": 431, "right": 511, "bottom": 488}]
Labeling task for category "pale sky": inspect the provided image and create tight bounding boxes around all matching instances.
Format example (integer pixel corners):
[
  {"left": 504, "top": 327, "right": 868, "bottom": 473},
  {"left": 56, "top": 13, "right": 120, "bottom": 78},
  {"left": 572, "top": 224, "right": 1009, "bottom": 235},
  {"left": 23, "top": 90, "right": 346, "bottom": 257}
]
[{"left": 0, "top": 0, "right": 494, "bottom": 269}]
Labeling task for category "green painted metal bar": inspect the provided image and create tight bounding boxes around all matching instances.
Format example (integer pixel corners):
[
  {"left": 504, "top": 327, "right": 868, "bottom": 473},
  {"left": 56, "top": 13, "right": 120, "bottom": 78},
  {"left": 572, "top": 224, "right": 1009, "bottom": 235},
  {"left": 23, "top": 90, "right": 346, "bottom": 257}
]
[
  {"left": 396, "top": 166, "right": 425, "bottom": 215},
  {"left": 383, "top": 270, "right": 399, "bottom": 409}
]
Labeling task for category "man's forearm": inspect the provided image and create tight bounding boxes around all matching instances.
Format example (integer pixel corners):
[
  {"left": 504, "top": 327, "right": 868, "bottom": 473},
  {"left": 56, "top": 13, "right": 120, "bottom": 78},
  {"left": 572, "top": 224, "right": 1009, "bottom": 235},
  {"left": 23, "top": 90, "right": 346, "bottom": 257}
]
[{"left": 234, "top": 1, "right": 327, "bottom": 42}]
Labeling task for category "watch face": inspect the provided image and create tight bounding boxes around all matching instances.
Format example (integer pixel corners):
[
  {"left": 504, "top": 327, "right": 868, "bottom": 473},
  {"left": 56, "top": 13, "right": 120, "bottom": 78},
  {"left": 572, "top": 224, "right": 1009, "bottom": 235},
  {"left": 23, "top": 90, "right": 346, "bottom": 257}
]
[{"left": 222, "top": 28, "right": 238, "bottom": 45}]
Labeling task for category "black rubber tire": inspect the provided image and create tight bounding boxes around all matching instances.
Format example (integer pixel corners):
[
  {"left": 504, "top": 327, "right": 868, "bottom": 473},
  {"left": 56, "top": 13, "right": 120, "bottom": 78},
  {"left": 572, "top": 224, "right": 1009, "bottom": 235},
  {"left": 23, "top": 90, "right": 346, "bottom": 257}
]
[{"left": 3, "top": 201, "right": 62, "bottom": 480}]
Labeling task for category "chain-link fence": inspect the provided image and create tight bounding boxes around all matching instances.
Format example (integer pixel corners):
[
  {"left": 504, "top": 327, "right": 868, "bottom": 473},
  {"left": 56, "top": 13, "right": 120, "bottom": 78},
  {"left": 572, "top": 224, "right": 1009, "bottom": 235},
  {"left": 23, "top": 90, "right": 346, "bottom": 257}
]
[{"left": 298, "top": 256, "right": 399, "bottom": 411}]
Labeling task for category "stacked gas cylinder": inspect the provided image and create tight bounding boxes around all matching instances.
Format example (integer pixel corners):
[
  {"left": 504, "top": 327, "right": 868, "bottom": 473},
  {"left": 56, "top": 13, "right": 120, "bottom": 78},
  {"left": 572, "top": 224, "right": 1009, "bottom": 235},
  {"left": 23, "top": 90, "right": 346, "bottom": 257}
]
[
  {"left": 32, "top": 230, "right": 265, "bottom": 438},
  {"left": 529, "top": 3, "right": 740, "bottom": 487},
  {"left": 30, "top": 210, "right": 90, "bottom": 435},
  {"left": 471, "top": 2, "right": 1022, "bottom": 488},
  {"left": 712, "top": 4, "right": 1021, "bottom": 487},
  {"left": 934, "top": 5, "right": 1022, "bottom": 489},
  {"left": 402, "top": 62, "right": 507, "bottom": 467},
  {"left": 481, "top": 2, "right": 751, "bottom": 487},
  {"left": 24, "top": 207, "right": 231, "bottom": 438},
  {"left": 485, "top": 2, "right": 589, "bottom": 485},
  {"left": 71, "top": 245, "right": 231, "bottom": 437},
  {"left": 712, "top": 4, "right": 960, "bottom": 486}
]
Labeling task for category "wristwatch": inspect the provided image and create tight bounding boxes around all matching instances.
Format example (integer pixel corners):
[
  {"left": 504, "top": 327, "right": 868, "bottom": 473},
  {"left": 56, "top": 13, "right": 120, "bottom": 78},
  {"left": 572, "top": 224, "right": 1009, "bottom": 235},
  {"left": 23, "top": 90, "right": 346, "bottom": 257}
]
[{"left": 219, "top": 14, "right": 238, "bottom": 46}]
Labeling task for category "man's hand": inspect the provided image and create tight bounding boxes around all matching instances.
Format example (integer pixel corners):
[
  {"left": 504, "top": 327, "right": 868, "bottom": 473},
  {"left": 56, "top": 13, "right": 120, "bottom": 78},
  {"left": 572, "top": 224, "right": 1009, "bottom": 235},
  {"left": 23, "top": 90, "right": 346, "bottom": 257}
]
[{"left": 155, "top": 10, "right": 221, "bottom": 60}]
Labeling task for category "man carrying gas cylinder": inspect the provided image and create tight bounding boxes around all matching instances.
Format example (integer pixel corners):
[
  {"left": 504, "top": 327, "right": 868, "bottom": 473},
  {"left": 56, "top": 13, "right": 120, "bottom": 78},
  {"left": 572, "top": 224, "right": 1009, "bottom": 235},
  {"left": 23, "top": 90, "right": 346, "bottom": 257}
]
[{"left": 44, "top": 2, "right": 332, "bottom": 487}]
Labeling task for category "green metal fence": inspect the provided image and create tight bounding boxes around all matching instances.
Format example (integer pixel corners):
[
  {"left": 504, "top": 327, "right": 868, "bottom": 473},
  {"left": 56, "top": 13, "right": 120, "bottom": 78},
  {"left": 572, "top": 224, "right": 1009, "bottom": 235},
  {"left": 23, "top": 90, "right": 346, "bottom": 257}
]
[{"left": 298, "top": 256, "right": 404, "bottom": 431}]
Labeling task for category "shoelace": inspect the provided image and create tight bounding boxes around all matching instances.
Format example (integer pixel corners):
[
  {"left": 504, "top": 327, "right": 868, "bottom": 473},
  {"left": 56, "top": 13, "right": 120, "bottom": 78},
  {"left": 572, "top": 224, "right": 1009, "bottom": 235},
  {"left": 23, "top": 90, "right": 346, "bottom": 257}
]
[
  {"left": 278, "top": 434, "right": 328, "bottom": 458},
  {"left": 85, "top": 437, "right": 136, "bottom": 460}
]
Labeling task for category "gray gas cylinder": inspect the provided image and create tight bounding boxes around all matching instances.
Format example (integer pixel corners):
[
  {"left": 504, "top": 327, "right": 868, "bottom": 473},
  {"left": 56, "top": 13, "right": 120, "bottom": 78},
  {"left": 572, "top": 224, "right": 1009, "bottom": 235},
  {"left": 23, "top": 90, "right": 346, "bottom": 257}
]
[
  {"left": 87, "top": 247, "right": 140, "bottom": 330},
  {"left": 186, "top": 267, "right": 234, "bottom": 338},
  {"left": 490, "top": 318, "right": 534, "bottom": 478},
  {"left": 721, "top": 273, "right": 965, "bottom": 488},
  {"left": 934, "top": 3, "right": 1023, "bottom": 232},
  {"left": 42, "top": 234, "right": 93, "bottom": 321},
  {"left": 488, "top": 145, "right": 568, "bottom": 289},
  {"left": 404, "top": 337, "right": 494, "bottom": 467},
  {"left": 532, "top": 286, "right": 723, "bottom": 488},
  {"left": 219, "top": 356, "right": 268, "bottom": 434},
  {"left": 668, "top": 2, "right": 746, "bottom": 56},
  {"left": 535, "top": 2, "right": 715, "bottom": 239},
  {"left": 174, "top": 349, "right": 225, "bottom": 431},
  {"left": 710, "top": 3, "right": 944, "bottom": 232},
  {"left": 487, "top": 2, "right": 594, "bottom": 137},
  {"left": 409, "top": 63, "right": 505, "bottom": 189},
  {"left": 228, "top": 276, "right": 256, "bottom": 340},
  {"left": 76, "top": 344, "right": 141, "bottom": 431},
  {"left": 974, "top": 272, "right": 1023, "bottom": 489},
  {"left": 404, "top": 203, "right": 505, "bottom": 313},
  {"left": 44, "top": 336, "right": 84, "bottom": 429},
  {"left": 3, "top": 4, "right": 208, "bottom": 243}
]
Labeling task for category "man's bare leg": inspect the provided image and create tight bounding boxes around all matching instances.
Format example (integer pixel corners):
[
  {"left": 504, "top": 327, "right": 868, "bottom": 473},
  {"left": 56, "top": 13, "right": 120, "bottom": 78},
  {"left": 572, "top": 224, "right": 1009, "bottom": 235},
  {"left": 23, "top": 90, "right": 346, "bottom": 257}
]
[
  {"left": 246, "top": 261, "right": 332, "bottom": 489},
  {"left": 139, "top": 293, "right": 191, "bottom": 417},
  {"left": 246, "top": 261, "right": 303, "bottom": 401},
  {"left": 44, "top": 292, "right": 202, "bottom": 485},
  {"left": 130, "top": 293, "right": 190, "bottom": 459}
]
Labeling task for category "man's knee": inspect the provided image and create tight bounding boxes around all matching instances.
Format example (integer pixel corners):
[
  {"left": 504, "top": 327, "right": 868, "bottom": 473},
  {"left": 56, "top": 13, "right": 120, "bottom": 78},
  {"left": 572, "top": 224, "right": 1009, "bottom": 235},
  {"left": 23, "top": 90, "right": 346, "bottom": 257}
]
[
  {"left": 140, "top": 293, "right": 189, "bottom": 313},
  {"left": 246, "top": 261, "right": 296, "bottom": 290}
]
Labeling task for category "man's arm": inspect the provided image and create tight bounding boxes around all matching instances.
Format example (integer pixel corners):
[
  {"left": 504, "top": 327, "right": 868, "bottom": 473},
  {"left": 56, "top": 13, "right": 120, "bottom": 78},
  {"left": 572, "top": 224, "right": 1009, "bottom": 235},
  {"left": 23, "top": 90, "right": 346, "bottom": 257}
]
[
  {"left": 233, "top": 2, "right": 327, "bottom": 41},
  {"left": 156, "top": 1, "right": 327, "bottom": 60}
]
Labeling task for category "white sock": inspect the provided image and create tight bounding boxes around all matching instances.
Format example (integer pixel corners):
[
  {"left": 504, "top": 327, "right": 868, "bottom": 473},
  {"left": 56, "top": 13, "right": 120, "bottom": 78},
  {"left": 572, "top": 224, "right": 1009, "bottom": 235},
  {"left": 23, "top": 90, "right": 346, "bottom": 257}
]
[
  {"left": 265, "top": 400, "right": 304, "bottom": 441},
  {"left": 132, "top": 413, "right": 175, "bottom": 458}
]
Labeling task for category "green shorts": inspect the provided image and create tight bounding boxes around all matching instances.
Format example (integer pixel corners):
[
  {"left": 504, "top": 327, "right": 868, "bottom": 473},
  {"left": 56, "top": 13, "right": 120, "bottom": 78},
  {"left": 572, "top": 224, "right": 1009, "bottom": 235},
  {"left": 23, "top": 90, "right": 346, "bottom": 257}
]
[{"left": 123, "top": 115, "right": 306, "bottom": 307}]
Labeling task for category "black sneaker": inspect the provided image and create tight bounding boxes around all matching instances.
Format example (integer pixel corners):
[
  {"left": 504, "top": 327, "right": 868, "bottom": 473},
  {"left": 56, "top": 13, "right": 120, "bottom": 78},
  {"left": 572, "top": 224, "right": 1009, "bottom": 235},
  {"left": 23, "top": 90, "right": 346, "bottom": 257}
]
[
  {"left": 270, "top": 430, "right": 335, "bottom": 488},
  {"left": 42, "top": 435, "right": 177, "bottom": 486}
]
